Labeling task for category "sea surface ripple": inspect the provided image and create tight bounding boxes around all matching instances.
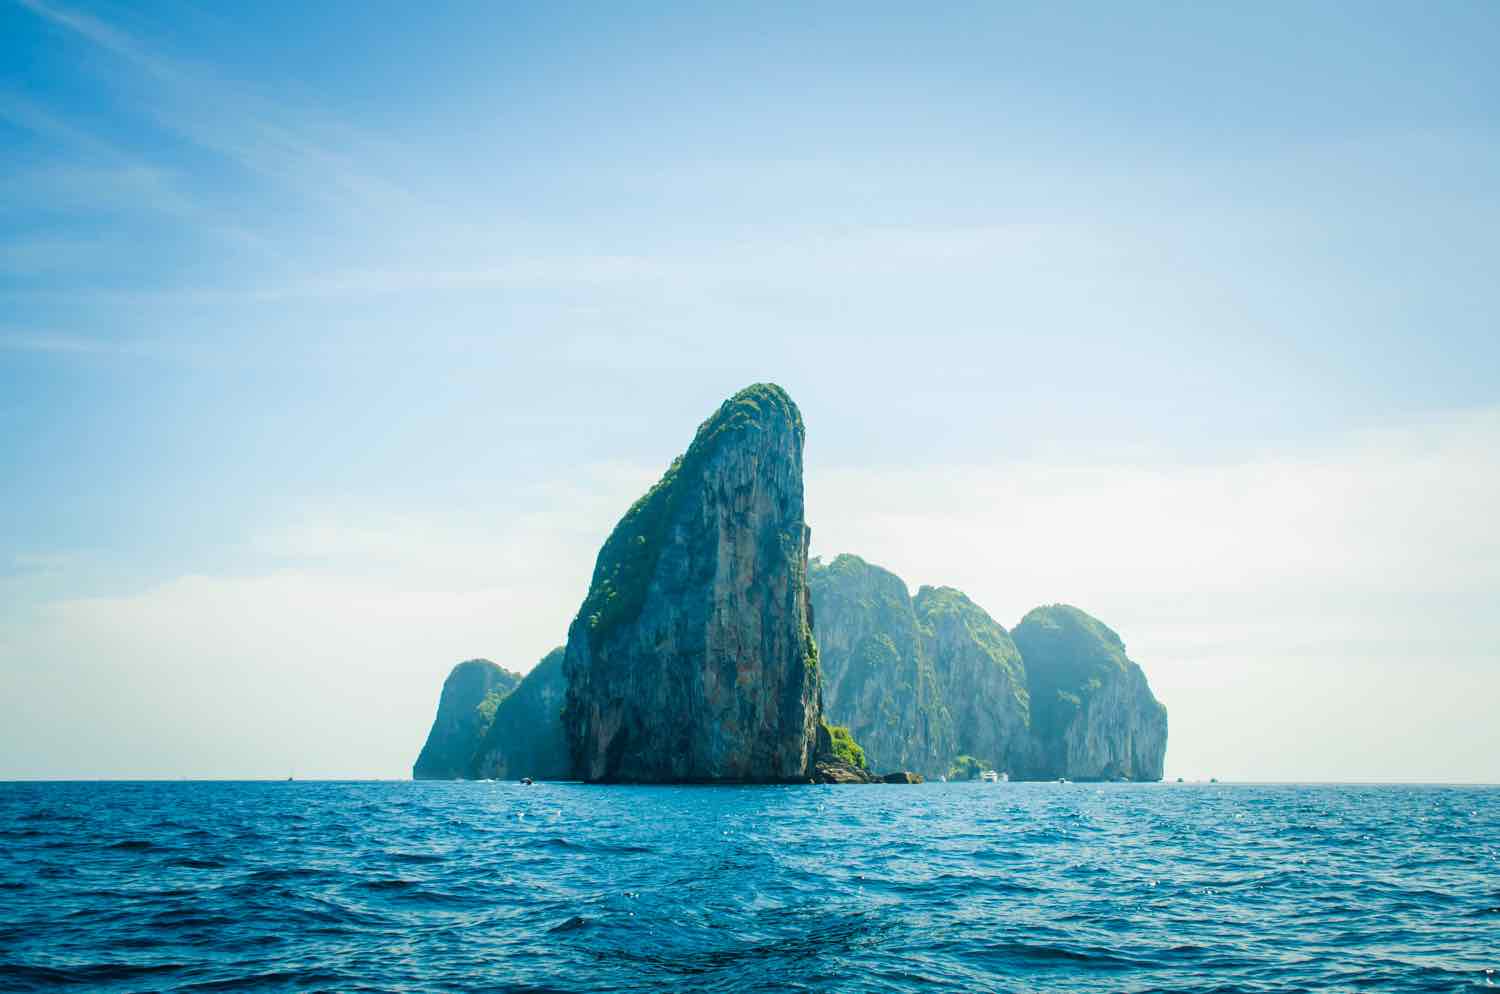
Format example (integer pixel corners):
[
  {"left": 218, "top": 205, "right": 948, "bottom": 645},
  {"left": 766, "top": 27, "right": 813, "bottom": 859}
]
[{"left": 0, "top": 781, "right": 1496, "bottom": 992}]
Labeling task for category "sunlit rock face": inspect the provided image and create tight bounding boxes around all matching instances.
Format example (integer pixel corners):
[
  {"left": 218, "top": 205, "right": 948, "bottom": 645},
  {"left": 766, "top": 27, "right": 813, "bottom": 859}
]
[
  {"left": 562, "top": 384, "right": 821, "bottom": 783},
  {"left": 812, "top": 557, "right": 1167, "bottom": 782},
  {"left": 915, "top": 585, "right": 1040, "bottom": 778},
  {"left": 808, "top": 555, "right": 954, "bottom": 777}
]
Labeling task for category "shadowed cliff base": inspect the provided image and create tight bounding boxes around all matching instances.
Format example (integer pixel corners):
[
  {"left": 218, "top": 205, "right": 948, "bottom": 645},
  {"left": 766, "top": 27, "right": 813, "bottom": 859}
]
[
  {"left": 413, "top": 651, "right": 569, "bottom": 781},
  {"left": 412, "top": 660, "right": 520, "bottom": 780}
]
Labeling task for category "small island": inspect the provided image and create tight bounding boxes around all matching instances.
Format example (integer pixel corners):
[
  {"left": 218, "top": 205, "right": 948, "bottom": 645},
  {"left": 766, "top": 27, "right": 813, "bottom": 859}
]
[{"left": 413, "top": 384, "right": 1168, "bottom": 784}]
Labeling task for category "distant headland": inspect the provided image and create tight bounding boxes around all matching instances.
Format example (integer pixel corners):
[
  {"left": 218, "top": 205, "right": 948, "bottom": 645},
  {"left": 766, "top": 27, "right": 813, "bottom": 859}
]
[{"left": 413, "top": 384, "right": 1167, "bottom": 784}]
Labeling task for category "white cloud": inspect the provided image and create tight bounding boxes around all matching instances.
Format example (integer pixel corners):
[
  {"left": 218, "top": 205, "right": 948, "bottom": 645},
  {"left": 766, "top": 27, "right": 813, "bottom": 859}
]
[
  {"left": 2, "top": 572, "right": 556, "bottom": 780},
  {"left": 13, "top": 0, "right": 431, "bottom": 244},
  {"left": 0, "top": 466, "right": 658, "bottom": 780},
  {"left": 808, "top": 406, "right": 1500, "bottom": 783},
  {"left": 810, "top": 407, "right": 1500, "bottom": 604}
]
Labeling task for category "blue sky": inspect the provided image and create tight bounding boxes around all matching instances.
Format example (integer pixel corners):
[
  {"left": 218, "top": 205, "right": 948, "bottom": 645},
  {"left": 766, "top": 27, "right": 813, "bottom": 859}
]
[{"left": 2, "top": 1, "right": 1497, "bottom": 779}]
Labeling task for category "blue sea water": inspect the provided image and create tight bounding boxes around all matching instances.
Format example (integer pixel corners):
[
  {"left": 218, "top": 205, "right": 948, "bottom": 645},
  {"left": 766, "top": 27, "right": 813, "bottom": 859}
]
[{"left": 0, "top": 782, "right": 1496, "bottom": 993}]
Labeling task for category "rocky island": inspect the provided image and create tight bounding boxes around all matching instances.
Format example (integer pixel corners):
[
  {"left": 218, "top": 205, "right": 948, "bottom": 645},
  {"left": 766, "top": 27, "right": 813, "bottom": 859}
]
[
  {"left": 561, "top": 384, "right": 824, "bottom": 782},
  {"left": 471, "top": 647, "right": 571, "bottom": 780},
  {"left": 411, "top": 659, "right": 521, "bottom": 780},
  {"left": 1012, "top": 604, "right": 1168, "bottom": 781},
  {"left": 412, "top": 383, "right": 1168, "bottom": 784},
  {"left": 811, "top": 555, "right": 1167, "bottom": 782}
]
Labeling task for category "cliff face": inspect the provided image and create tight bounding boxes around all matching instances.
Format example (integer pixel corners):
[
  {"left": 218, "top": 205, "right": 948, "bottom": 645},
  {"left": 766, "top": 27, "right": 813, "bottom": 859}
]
[
  {"left": 913, "top": 586, "right": 1039, "bottom": 778},
  {"left": 1011, "top": 605, "right": 1168, "bottom": 781},
  {"left": 811, "top": 556, "right": 1168, "bottom": 781},
  {"left": 471, "top": 647, "right": 571, "bottom": 780},
  {"left": 562, "top": 384, "right": 821, "bottom": 783},
  {"left": 412, "top": 659, "right": 521, "bottom": 780},
  {"left": 808, "top": 555, "right": 953, "bottom": 776}
]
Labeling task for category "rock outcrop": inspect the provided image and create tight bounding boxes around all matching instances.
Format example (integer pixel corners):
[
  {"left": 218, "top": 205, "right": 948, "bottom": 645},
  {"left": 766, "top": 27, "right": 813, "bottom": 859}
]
[
  {"left": 813, "top": 761, "right": 876, "bottom": 783},
  {"left": 412, "top": 659, "right": 521, "bottom": 780},
  {"left": 807, "top": 554, "right": 954, "bottom": 777},
  {"left": 561, "top": 384, "right": 822, "bottom": 783},
  {"left": 1012, "top": 605, "right": 1168, "bottom": 781},
  {"left": 811, "top": 555, "right": 1167, "bottom": 781},
  {"left": 812, "top": 721, "right": 876, "bottom": 783},
  {"left": 879, "top": 771, "right": 925, "bottom": 784},
  {"left": 471, "top": 647, "right": 571, "bottom": 780},
  {"left": 915, "top": 585, "right": 1039, "bottom": 777}
]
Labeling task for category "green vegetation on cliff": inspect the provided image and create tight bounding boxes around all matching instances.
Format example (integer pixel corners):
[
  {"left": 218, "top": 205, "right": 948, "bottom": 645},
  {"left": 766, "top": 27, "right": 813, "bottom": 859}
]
[
  {"left": 822, "top": 721, "right": 868, "bottom": 770},
  {"left": 577, "top": 383, "right": 806, "bottom": 655},
  {"left": 475, "top": 686, "right": 508, "bottom": 725}
]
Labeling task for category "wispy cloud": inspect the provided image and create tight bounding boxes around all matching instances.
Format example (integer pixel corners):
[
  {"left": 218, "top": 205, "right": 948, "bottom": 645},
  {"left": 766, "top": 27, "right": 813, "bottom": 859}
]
[
  {"left": 808, "top": 406, "right": 1500, "bottom": 610},
  {"left": 16, "top": 0, "right": 177, "bottom": 79},
  {"left": 8, "top": 0, "right": 451, "bottom": 289},
  {"left": 0, "top": 90, "right": 119, "bottom": 157},
  {"left": 0, "top": 234, "right": 131, "bottom": 275},
  {"left": 0, "top": 92, "right": 269, "bottom": 251},
  {"left": 0, "top": 329, "right": 119, "bottom": 353},
  {"left": 17, "top": 0, "right": 427, "bottom": 218},
  {"left": 0, "top": 327, "right": 168, "bottom": 357},
  {"left": 807, "top": 406, "right": 1500, "bottom": 781}
]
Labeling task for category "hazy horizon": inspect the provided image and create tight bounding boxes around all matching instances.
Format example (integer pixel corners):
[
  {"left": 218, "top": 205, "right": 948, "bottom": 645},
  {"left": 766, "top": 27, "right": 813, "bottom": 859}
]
[{"left": 3, "top": 1, "right": 1497, "bottom": 782}]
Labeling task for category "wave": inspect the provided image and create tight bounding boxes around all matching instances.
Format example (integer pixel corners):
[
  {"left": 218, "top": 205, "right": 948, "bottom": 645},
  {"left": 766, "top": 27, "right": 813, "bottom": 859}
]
[{"left": 0, "top": 781, "right": 1493, "bottom": 993}]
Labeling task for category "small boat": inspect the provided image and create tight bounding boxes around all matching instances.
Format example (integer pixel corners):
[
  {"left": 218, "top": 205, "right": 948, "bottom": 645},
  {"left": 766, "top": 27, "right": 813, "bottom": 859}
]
[
  {"left": 521, "top": 777, "right": 534, "bottom": 786},
  {"left": 981, "top": 770, "right": 999, "bottom": 783}
]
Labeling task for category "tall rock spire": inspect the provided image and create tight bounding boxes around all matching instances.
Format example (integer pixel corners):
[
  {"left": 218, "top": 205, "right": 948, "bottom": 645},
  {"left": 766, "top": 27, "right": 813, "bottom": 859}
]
[{"left": 562, "top": 384, "right": 821, "bottom": 782}]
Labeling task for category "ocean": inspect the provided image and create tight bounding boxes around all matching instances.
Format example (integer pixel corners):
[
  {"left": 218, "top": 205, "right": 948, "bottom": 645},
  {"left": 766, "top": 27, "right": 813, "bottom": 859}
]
[{"left": 0, "top": 781, "right": 1495, "bottom": 992}]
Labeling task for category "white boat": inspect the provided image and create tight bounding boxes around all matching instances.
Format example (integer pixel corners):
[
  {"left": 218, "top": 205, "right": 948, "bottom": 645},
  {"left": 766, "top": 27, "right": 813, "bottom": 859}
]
[{"left": 981, "top": 770, "right": 999, "bottom": 783}]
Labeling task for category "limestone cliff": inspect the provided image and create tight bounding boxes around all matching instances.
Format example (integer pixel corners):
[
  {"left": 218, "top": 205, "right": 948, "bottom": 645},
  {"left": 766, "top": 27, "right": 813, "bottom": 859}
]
[
  {"left": 914, "top": 585, "right": 1040, "bottom": 778},
  {"left": 471, "top": 647, "right": 571, "bottom": 780},
  {"left": 412, "top": 659, "right": 521, "bottom": 780},
  {"left": 562, "top": 383, "right": 821, "bottom": 782},
  {"left": 1011, "top": 605, "right": 1168, "bottom": 781},
  {"left": 807, "top": 555, "right": 954, "bottom": 775},
  {"left": 811, "top": 555, "right": 1167, "bottom": 781}
]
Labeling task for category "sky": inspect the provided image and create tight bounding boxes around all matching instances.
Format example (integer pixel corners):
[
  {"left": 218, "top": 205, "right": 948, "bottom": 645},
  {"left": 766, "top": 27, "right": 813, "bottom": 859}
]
[{"left": 1, "top": 1, "right": 1497, "bottom": 781}]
